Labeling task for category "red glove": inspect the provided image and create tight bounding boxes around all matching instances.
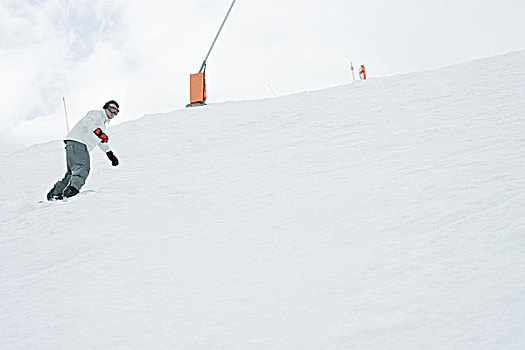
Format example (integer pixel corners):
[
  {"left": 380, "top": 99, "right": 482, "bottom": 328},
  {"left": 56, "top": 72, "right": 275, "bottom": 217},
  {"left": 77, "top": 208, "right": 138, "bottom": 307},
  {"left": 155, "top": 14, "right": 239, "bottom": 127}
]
[{"left": 94, "top": 128, "right": 108, "bottom": 143}]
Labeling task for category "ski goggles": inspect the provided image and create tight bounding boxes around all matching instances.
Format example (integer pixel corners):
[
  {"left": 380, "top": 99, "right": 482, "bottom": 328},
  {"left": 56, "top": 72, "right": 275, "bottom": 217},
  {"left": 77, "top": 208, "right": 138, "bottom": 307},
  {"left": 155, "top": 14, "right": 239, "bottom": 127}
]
[{"left": 107, "top": 106, "right": 119, "bottom": 115}]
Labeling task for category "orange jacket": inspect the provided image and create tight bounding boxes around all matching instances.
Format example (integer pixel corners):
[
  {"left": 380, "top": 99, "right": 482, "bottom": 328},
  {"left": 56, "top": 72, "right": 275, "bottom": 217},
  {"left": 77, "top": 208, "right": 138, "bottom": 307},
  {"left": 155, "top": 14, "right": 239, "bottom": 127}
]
[{"left": 359, "top": 65, "right": 366, "bottom": 80}]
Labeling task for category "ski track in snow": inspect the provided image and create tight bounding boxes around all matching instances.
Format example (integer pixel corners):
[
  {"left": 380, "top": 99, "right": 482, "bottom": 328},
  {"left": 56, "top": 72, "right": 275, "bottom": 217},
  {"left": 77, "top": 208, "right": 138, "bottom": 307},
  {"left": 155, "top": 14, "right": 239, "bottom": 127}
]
[{"left": 1, "top": 51, "right": 525, "bottom": 349}]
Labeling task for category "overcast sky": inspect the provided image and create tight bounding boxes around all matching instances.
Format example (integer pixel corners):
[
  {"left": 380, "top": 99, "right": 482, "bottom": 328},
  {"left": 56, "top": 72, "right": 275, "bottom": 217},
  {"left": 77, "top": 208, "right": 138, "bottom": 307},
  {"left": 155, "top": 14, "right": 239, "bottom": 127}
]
[{"left": 1, "top": 0, "right": 524, "bottom": 155}]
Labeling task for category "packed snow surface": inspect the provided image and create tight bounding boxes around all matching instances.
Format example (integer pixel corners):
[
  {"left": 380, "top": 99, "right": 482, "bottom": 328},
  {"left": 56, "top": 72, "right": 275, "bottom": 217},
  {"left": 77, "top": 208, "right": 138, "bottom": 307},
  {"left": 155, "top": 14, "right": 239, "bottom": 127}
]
[{"left": 1, "top": 51, "right": 525, "bottom": 349}]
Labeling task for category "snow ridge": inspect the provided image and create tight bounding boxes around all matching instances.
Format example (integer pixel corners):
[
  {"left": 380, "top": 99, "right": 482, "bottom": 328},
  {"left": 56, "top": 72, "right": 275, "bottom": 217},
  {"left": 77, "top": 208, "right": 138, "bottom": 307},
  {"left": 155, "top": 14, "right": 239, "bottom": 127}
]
[{"left": 1, "top": 51, "right": 525, "bottom": 349}]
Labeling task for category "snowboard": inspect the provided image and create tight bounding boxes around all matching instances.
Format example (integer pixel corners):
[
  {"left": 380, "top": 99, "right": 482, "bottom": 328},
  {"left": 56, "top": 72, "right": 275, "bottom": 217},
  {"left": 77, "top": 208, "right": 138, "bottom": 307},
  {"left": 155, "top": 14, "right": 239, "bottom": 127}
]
[{"left": 38, "top": 190, "right": 97, "bottom": 204}]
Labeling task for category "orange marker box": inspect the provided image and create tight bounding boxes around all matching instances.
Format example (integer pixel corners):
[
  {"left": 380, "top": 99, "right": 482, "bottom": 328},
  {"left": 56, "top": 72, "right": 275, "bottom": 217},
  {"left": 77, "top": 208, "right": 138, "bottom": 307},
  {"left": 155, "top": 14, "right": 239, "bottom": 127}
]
[{"left": 190, "top": 73, "right": 207, "bottom": 104}]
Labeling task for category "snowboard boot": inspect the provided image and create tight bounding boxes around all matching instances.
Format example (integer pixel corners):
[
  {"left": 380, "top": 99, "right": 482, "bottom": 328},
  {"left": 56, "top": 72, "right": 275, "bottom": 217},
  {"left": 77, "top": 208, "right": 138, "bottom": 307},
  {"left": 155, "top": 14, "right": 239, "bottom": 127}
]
[
  {"left": 47, "top": 189, "right": 63, "bottom": 201},
  {"left": 63, "top": 186, "right": 79, "bottom": 198}
]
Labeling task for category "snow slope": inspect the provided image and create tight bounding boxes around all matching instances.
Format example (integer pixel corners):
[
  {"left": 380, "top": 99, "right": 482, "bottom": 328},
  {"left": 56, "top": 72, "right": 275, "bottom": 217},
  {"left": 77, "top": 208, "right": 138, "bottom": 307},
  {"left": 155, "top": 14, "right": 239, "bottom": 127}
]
[{"left": 1, "top": 51, "right": 525, "bottom": 349}]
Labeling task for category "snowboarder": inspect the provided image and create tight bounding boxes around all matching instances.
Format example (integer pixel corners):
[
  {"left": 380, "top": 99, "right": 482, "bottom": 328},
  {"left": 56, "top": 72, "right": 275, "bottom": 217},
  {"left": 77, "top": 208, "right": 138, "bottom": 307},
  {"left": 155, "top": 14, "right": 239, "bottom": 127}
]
[{"left": 46, "top": 100, "right": 120, "bottom": 201}]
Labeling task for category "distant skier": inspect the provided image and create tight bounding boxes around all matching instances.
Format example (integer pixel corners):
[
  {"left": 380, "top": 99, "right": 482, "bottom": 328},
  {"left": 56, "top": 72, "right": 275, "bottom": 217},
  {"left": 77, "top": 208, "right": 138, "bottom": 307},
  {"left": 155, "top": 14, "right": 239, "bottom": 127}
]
[
  {"left": 359, "top": 65, "right": 367, "bottom": 80},
  {"left": 46, "top": 100, "right": 120, "bottom": 201}
]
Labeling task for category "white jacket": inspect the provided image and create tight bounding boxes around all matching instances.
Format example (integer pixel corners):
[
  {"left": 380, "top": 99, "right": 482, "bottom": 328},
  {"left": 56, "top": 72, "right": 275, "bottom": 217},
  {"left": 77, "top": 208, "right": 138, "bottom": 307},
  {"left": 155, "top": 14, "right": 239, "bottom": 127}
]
[{"left": 65, "top": 110, "right": 112, "bottom": 153}]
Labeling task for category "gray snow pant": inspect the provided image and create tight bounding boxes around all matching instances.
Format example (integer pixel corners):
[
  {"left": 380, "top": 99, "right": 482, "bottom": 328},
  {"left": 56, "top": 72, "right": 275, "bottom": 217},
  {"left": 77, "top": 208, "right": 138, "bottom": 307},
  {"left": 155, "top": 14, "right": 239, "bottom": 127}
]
[{"left": 50, "top": 141, "right": 90, "bottom": 195}]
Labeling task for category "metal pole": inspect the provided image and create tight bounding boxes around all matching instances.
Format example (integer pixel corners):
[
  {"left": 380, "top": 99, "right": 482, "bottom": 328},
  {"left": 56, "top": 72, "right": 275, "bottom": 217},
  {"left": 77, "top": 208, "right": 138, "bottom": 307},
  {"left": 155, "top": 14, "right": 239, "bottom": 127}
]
[
  {"left": 267, "top": 83, "right": 277, "bottom": 97},
  {"left": 350, "top": 61, "right": 355, "bottom": 81},
  {"left": 63, "top": 97, "right": 70, "bottom": 133},
  {"left": 199, "top": 0, "right": 237, "bottom": 73}
]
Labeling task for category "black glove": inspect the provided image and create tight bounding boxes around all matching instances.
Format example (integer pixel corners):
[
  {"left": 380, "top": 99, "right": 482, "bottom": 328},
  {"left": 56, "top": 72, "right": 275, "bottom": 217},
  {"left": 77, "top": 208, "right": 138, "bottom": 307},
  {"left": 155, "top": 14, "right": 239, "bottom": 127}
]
[{"left": 106, "top": 151, "right": 119, "bottom": 166}]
